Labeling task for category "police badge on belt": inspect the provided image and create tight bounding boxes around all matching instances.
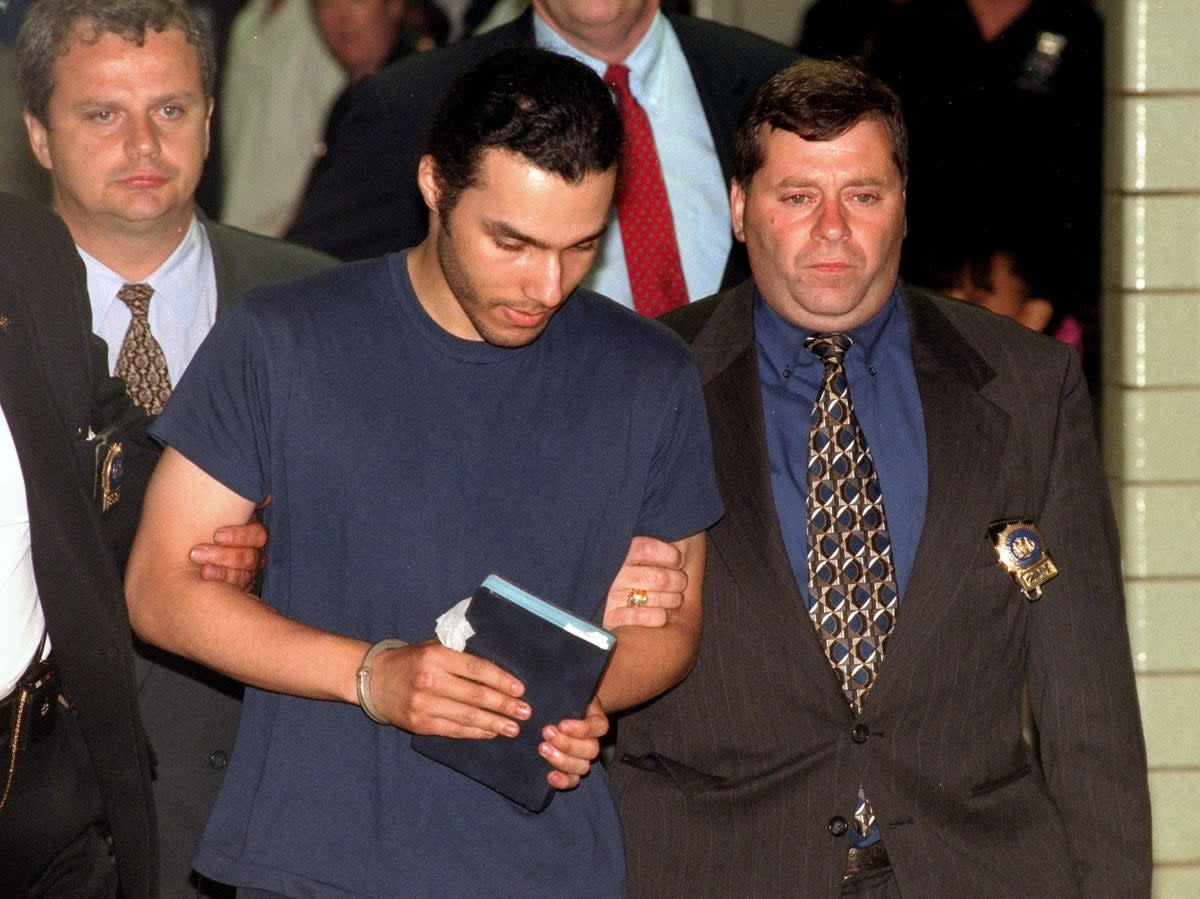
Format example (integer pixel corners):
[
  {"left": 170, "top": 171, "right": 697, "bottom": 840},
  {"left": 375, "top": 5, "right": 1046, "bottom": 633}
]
[{"left": 989, "top": 520, "right": 1058, "bottom": 601}]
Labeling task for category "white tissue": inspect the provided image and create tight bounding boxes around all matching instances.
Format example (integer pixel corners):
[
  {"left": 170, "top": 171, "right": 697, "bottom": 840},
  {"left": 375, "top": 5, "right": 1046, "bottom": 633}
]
[{"left": 435, "top": 596, "right": 475, "bottom": 651}]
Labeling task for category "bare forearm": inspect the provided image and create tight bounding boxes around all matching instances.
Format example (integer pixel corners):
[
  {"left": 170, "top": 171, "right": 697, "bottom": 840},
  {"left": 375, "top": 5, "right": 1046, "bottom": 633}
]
[
  {"left": 127, "top": 569, "right": 365, "bottom": 704},
  {"left": 126, "top": 447, "right": 366, "bottom": 705},
  {"left": 596, "top": 620, "right": 699, "bottom": 712}
]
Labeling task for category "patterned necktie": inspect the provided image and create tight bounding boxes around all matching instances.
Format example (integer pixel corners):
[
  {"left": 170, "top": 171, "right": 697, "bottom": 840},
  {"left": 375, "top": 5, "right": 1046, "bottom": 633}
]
[
  {"left": 114, "top": 283, "right": 172, "bottom": 415},
  {"left": 805, "top": 333, "right": 899, "bottom": 838},
  {"left": 603, "top": 63, "right": 688, "bottom": 317}
]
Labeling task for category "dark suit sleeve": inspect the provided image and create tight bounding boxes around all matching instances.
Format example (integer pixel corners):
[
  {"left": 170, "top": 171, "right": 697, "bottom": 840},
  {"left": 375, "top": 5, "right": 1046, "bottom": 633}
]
[
  {"left": 285, "top": 73, "right": 429, "bottom": 260},
  {"left": 1026, "top": 350, "right": 1152, "bottom": 895},
  {"left": 0, "top": 192, "right": 159, "bottom": 899},
  {"left": 286, "top": 16, "right": 528, "bottom": 261}
]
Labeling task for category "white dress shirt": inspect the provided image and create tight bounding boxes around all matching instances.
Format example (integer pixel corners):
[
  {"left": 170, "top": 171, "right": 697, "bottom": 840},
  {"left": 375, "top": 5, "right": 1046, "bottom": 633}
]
[
  {"left": 535, "top": 10, "right": 732, "bottom": 308},
  {"left": 0, "top": 404, "right": 45, "bottom": 696}
]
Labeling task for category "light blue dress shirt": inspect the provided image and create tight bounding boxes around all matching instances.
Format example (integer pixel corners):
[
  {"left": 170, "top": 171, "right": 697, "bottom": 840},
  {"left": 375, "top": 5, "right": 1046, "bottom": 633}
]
[
  {"left": 535, "top": 10, "right": 732, "bottom": 308},
  {"left": 80, "top": 215, "right": 218, "bottom": 384}
]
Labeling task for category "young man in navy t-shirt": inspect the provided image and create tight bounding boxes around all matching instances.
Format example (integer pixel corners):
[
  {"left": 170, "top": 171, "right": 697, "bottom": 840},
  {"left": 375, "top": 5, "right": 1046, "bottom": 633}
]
[{"left": 127, "top": 47, "right": 721, "bottom": 896}]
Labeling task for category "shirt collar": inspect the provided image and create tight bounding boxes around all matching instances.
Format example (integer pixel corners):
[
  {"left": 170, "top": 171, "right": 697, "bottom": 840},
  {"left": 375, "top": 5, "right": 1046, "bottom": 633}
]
[
  {"left": 753, "top": 285, "right": 905, "bottom": 377},
  {"left": 532, "top": 8, "right": 671, "bottom": 100},
  {"left": 80, "top": 215, "right": 204, "bottom": 317}
]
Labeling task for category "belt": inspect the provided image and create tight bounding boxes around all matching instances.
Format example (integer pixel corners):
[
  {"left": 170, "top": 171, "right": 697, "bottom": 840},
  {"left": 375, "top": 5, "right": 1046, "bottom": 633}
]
[
  {"left": 0, "top": 656, "right": 60, "bottom": 750},
  {"left": 1, "top": 632, "right": 48, "bottom": 712},
  {"left": 843, "top": 841, "right": 891, "bottom": 883}
]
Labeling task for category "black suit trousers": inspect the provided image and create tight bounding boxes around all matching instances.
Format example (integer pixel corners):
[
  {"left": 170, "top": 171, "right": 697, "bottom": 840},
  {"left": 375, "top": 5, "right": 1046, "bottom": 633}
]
[{"left": 0, "top": 701, "right": 116, "bottom": 897}]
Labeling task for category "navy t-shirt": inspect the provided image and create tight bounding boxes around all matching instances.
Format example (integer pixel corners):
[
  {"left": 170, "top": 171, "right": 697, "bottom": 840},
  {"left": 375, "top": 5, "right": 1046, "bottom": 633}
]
[{"left": 151, "top": 252, "right": 723, "bottom": 897}]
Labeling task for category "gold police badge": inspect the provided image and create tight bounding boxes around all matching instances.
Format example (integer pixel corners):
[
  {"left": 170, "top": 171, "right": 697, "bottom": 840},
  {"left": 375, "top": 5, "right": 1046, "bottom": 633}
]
[
  {"left": 90, "top": 426, "right": 124, "bottom": 513},
  {"left": 989, "top": 520, "right": 1058, "bottom": 601}
]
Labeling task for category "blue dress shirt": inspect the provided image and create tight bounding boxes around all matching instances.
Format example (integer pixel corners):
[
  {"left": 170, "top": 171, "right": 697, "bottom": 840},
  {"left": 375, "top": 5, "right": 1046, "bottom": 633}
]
[{"left": 755, "top": 287, "right": 928, "bottom": 618}]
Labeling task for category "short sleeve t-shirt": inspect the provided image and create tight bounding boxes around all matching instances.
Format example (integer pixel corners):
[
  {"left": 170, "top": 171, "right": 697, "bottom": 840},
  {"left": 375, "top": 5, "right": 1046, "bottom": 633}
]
[{"left": 151, "top": 252, "right": 723, "bottom": 897}]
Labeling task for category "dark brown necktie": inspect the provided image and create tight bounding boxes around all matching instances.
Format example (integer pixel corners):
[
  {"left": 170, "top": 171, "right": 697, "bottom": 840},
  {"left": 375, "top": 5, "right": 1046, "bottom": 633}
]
[
  {"left": 603, "top": 63, "right": 688, "bottom": 317},
  {"left": 114, "top": 283, "right": 172, "bottom": 415}
]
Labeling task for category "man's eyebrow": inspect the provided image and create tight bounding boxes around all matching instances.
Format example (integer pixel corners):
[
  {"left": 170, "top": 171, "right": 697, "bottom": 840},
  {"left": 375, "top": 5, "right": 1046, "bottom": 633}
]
[
  {"left": 571, "top": 223, "right": 609, "bottom": 247},
  {"left": 773, "top": 177, "right": 818, "bottom": 190},
  {"left": 842, "top": 176, "right": 891, "bottom": 188},
  {"left": 489, "top": 220, "right": 549, "bottom": 249},
  {"left": 72, "top": 90, "right": 202, "bottom": 110},
  {"left": 146, "top": 90, "right": 203, "bottom": 107},
  {"left": 488, "top": 219, "right": 609, "bottom": 249},
  {"left": 773, "top": 176, "right": 891, "bottom": 189}
]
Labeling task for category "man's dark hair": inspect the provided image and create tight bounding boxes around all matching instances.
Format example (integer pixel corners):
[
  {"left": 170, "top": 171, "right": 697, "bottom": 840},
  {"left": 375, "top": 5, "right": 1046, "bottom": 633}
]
[
  {"left": 425, "top": 46, "right": 622, "bottom": 219},
  {"left": 733, "top": 57, "right": 908, "bottom": 186},
  {"left": 17, "top": 0, "right": 216, "bottom": 125}
]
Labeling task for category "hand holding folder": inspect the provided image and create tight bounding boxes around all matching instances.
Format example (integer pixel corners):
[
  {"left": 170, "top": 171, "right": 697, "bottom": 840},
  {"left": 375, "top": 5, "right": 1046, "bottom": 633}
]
[{"left": 411, "top": 575, "right": 616, "bottom": 812}]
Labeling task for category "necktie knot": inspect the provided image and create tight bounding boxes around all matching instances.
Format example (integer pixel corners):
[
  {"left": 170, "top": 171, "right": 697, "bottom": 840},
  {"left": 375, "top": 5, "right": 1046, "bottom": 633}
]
[
  {"left": 118, "top": 282, "right": 154, "bottom": 319},
  {"left": 603, "top": 63, "right": 632, "bottom": 98},
  {"left": 805, "top": 332, "right": 853, "bottom": 368}
]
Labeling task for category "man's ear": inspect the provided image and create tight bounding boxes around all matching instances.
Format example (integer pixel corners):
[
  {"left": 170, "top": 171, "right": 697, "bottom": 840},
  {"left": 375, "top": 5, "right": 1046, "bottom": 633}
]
[
  {"left": 23, "top": 110, "right": 53, "bottom": 172},
  {"left": 203, "top": 97, "right": 214, "bottom": 159},
  {"left": 730, "top": 178, "right": 746, "bottom": 244},
  {"left": 417, "top": 155, "right": 440, "bottom": 213}
]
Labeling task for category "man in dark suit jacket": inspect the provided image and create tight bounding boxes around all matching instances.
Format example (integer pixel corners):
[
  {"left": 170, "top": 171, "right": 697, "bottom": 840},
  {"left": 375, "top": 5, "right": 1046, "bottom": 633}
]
[
  {"left": 0, "top": 191, "right": 157, "bottom": 897},
  {"left": 286, "top": 1, "right": 797, "bottom": 303},
  {"left": 609, "top": 59, "right": 1151, "bottom": 897},
  {"left": 16, "top": 1, "right": 335, "bottom": 893}
]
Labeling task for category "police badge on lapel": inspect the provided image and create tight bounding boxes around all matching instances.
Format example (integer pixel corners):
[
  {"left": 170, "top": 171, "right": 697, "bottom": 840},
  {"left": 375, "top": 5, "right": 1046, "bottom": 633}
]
[{"left": 989, "top": 519, "right": 1059, "bottom": 601}]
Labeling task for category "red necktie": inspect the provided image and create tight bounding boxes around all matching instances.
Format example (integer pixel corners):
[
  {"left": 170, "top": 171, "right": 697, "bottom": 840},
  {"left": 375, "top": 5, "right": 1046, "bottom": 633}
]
[{"left": 603, "top": 64, "right": 688, "bottom": 317}]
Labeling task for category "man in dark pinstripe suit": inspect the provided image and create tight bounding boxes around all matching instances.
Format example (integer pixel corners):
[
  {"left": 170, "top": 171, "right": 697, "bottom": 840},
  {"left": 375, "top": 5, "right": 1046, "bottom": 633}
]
[{"left": 610, "top": 58, "right": 1150, "bottom": 898}]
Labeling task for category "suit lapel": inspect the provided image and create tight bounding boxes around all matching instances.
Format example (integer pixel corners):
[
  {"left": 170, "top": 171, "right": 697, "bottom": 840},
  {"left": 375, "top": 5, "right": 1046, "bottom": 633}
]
[
  {"left": 692, "top": 285, "right": 856, "bottom": 698},
  {"left": 198, "top": 213, "right": 235, "bottom": 316},
  {"left": 693, "top": 284, "right": 1014, "bottom": 711},
  {"left": 866, "top": 289, "right": 1011, "bottom": 707}
]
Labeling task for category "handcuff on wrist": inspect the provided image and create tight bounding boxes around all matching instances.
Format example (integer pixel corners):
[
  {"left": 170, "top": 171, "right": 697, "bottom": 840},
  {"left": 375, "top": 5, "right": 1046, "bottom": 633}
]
[{"left": 355, "top": 638, "right": 408, "bottom": 725}]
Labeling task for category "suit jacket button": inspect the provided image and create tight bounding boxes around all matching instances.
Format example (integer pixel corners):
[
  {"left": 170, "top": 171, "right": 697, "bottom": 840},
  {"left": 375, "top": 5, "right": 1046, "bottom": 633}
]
[
  {"left": 852, "top": 724, "right": 870, "bottom": 744},
  {"left": 827, "top": 816, "right": 849, "bottom": 837},
  {"left": 208, "top": 750, "right": 229, "bottom": 770}
]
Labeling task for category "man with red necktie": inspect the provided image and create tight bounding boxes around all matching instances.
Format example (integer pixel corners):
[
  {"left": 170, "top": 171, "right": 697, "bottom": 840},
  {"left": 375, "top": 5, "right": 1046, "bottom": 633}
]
[{"left": 288, "top": 0, "right": 799, "bottom": 314}]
